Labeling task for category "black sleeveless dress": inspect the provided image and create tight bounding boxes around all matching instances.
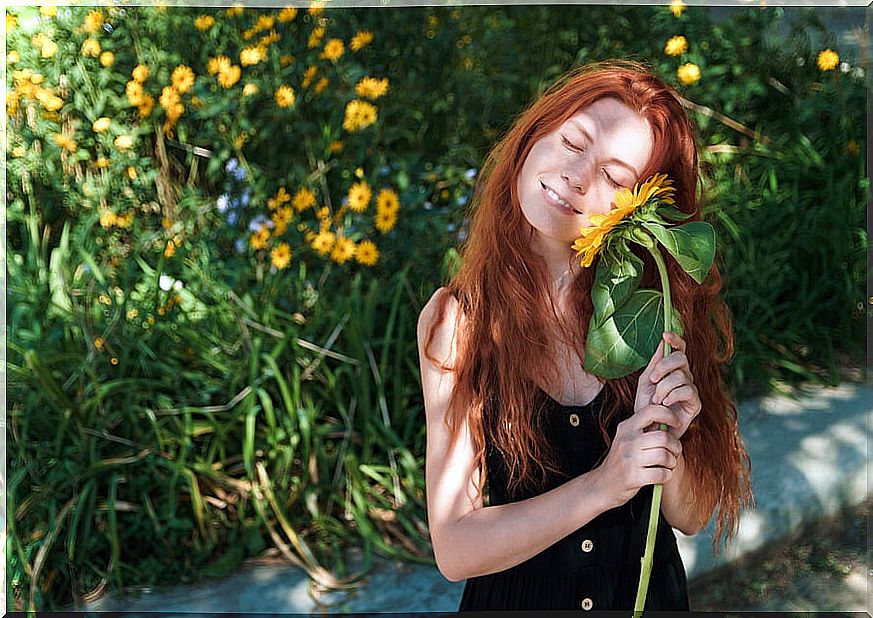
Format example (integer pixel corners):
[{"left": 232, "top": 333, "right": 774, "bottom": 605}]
[{"left": 457, "top": 386, "right": 690, "bottom": 612}]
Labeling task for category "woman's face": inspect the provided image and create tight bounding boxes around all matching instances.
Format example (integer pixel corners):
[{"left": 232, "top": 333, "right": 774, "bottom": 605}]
[{"left": 516, "top": 97, "right": 655, "bottom": 244}]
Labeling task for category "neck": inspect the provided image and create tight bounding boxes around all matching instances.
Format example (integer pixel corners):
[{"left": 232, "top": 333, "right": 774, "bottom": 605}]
[{"left": 531, "top": 232, "right": 583, "bottom": 299}]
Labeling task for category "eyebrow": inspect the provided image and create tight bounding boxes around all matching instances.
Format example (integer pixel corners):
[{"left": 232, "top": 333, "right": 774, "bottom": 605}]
[{"left": 568, "top": 119, "right": 640, "bottom": 178}]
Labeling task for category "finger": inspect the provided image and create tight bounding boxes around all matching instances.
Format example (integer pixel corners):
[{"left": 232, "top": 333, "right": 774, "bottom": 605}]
[
  {"left": 650, "top": 351, "right": 689, "bottom": 384},
  {"left": 633, "top": 404, "right": 680, "bottom": 432},
  {"left": 640, "top": 430, "right": 682, "bottom": 458},
  {"left": 640, "top": 466, "right": 672, "bottom": 486},
  {"left": 664, "top": 331, "right": 687, "bottom": 352},
  {"left": 662, "top": 384, "right": 699, "bottom": 411},
  {"left": 653, "top": 369, "right": 689, "bottom": 405}
]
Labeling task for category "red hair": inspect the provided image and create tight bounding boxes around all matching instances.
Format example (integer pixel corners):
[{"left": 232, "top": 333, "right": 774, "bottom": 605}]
[{"left": 422, "top": 60, "right": 753, "bottom": 556}]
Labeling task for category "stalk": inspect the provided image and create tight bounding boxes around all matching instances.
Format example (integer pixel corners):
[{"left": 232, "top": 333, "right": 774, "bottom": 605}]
[{"left": 633, "top": 240, "right": 673, "bottom": 617}]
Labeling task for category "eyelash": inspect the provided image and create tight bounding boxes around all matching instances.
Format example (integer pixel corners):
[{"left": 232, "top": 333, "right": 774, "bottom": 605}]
[{"left": 561, "top": 136, "right": 622, "bottom": 189}]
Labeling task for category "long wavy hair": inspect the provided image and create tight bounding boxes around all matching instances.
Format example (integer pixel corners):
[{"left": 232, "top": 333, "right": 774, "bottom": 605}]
[{"left": 421, "top": 60, "right": 753, "bottom": 556}]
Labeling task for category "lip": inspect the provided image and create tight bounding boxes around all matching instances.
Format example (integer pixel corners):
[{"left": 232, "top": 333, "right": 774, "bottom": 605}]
[{"left": 540, "top": 181, "right": 581, "bottom": 216}]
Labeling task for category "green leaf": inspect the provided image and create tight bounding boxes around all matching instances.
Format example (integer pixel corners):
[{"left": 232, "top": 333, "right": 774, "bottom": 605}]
[
  {"left": 642, "top": 221, "right": 716, "bottom": 284},
  {"left": 591, "top": 244, "right": 644, "bottom": 331},
  {"left": 655, "top": 205, "right": 694, "bottom": 222},
  {"left": 583, "top": 289, "right": 683, "bottom": 379}
]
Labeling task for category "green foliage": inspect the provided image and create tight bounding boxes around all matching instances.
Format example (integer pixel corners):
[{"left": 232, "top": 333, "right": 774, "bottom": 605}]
[{"left": 6, "top": 3, "right": 866, "bottom": 611}]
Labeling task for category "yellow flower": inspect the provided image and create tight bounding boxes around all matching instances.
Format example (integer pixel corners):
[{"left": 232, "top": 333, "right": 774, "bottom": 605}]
[
  {"left": 243, "top": 83, "right": 258, "bottom": 96},
  {"left": 350, "top": 30, "right": 373, "bottom": 52},
  {"left": 278, "top": 6, "right": 298, "bottom": 22},
  {"left": 8, "top": 50, "right": 20, "bottom": 64},
  {"left": 664, "top": 35, "right": 687, "bottom": 56},
  {"left": 40, "top": 5, "right": 58, "bottom": 17},
  {"left": 44, "top": 95, "right": 64, "bottom": 112},
  {"left": 53, "top": 133, "right": 77, "bottom": 153},
  {"left": 314, "top": 77, "right": 329, "bottom": 94},
  {"left": 376, "top": 188, "right": 400, "bottom": 214},
  {"left": 12, "top": 146, "right": 25, "bottom": 157},
  {"left": 194, "top": 15, "right": 215, "bottom": 30},
  {"left": 343, "top": 99, "right": 378, "bottom": 132},
  {"left": 331, "top": 236, "right": 356, "bottom": 264},
  {"left": 670, "top": 0, "right": 685, "bottom": 17},
  {"left": 126, "top": 80, "right": 144, "bottom": 105},
  {"left": 311, "top": 230, "right": 335, "bottom": 255},
  {"left": 7, "top": 13, "right": 18, "bottom": 31},
  {"left": 302, "top": 65, "right": 318, "bottom": 88},
  {"left": 171, "top": 65, "right": 195, "bottom": 94},
  {"left": 116, "top": 211, "right": 134, "bottom": 228},
  {"left": 160, "top": 86, "right": 182, "bottom": 112},
  {"left": 94, "top": 336, "right": 104, "bottom": 351},
  {"left": 95, "top": 156, "right": 110, "bottom": 168},
  {"left": 132, "top": 64, "right": 149, "bottom": 83},
  {"left": 164, "top": 239, "right": 176, "bottom": 257},
  {"left": 255, "top": 14, "right": 275, "bottom": 31},
  {"left": 271, "top": 242, "right": 292, "bottom": 269},
  {"left": 355, "top": 240, "right": 379, "bottom": 266},
  {"left": 846, "top": 140, "right": 860, "bottom": 156},
  {"left": 99, "top": 209, "right": 117, "bottom": 227},
  {"left": 374, "top": 209, "right": 397, "bottom": 233},
  {"left": 280, "top": 54, "right": 295, "bottom": 66},
  {"left": 207, "top": 55, "right": 232, "bottom": 76},
  {"left": 308, "top": 26, "right": 325, "bottom": 49},
  {"left": 138, "top": 94, "right": 154, "bottom": 118},
  {"left": 293, "top": 187, "right": 317, "bottom": 212},
  {"left": 250, "top": 225, "right": 270, "bottom": 250},
  {"left": 83, "top": 9, "right": 104, "bottom": 34},
  {"left": 275, "top": 85, "right": 296, "bottom": 108},
  {"left": 329, "top": 140, "right": 343, "bottom": 154},
  {"left": 41, "top": 39, "right": 58, "bottom": 58},
  {"left": 355, "top": 77, "right": 389, "bottom": 100},
  {"left": 320, "top": 38, "right": 344, "bottom": 61},
  {"left": 127, "top": 166, "right": 137, "bottom": 180},
  {"left": 676, "top": 62, "right": 701, "bottom": 85},
  {"left": 218, "top": 66, "right": 241, "bottom": 88},
  {"left": 348, "top": 181, "right": 372, "bottom": 213},
  {"left": 127, "top": 308, "right": 139, "bottom": 320},
  {"left": 92, "top": 117, "right": 111, "bottom": 133},
  {"left": 226, "top": 4, "right": 244, "bottom": 17},
  {"left": 571, "top": 173, "right": 675, "bottom": 268},
  {"left": 99, "top": 51, "right": 114, "bottom": 67},
  {"left": 308, "top": 2, "right": 325, "bottom": 16},
  {"left": 816, "top": 49, "right": 839, "bottom": 71},
  {"left": 81, "top": 38, "right": 101, "bottom": 57},
  {"left": 268, "top": 186, "right": 291, "bottom": 210},
  {"left": 259, "top": 30, "right": 280, "bottom": 47},
  {"left": 114, "top": 134, "right": 134, "bottom": 150},
  {"left": 240, "top": 46, "right": 266, "bottom": 66}
]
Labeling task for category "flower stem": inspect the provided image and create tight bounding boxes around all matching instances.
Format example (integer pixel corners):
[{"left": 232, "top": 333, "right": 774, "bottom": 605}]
[{"left": 633, "top": 240, "right": 673, "bottom": 618}]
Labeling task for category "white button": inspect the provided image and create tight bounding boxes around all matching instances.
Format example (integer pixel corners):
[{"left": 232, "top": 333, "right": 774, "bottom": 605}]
[
  {"left": 581, "top": 597, "right": 593, "bottom": 610},
  {"left": 581, "top": 539, "right": 594, "bottom": 552},
  {"left": 569, "top": 413, "right": 580, "bottom": 427}
]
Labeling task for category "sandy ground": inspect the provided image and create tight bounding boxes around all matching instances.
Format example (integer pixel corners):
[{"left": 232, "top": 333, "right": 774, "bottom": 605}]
[{"left": 688, "top": 497, "right": 869, "bottom": 612}]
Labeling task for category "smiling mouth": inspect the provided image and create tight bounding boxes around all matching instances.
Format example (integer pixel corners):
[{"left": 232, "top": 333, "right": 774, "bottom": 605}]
[{"left": 540, "top": 181, "right": 582, "bottom": 214}]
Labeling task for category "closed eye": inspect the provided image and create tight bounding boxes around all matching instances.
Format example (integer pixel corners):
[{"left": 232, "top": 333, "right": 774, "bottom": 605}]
[
  {"left": 603, "top": 169, "right": 622, "bottom": 189},
  {"left": 561, "top": 135, "right": 585, "bottom": 153}
]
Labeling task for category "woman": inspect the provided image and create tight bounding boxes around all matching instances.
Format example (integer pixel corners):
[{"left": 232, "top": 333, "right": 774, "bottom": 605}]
[{"left": 416, "top": 60, "right": 753, "bottom": 611}]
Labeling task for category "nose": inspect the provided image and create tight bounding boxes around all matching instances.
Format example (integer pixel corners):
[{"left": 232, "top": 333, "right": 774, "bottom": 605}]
[{"left": 561, "top": 162, "right": 594, "bottom": 195}]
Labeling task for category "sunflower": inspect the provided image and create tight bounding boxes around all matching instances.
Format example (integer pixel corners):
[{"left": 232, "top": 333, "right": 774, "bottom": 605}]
[
  {"left": 571, "top": 173, "right": 675, "bottom": 269},
  {"left": 348, "top": 181, "right": 372, "bottom": 212},
  {"left": 355, "top": 240, "right": 379, "bottom": 266}
]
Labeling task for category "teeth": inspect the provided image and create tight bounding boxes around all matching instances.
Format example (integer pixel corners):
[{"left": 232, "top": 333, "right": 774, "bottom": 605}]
[{"left": 546, "top": 187, "right": 572, "bottom": 209}]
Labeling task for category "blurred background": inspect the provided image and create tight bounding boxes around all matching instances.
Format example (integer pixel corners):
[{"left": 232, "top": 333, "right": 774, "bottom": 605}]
[{"left": 5, "top": 1, "right": 867, "bottom": 612}]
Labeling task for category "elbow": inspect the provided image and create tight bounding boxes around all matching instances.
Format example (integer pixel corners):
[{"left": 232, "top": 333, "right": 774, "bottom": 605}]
[{"left": 432, "top": 539, "right": 467, "bottom": 582}]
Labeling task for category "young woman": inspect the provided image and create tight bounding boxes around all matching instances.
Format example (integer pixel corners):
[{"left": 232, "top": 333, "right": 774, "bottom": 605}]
[{"left": 417, "top": 60, "right": 753, "bottom": 611}]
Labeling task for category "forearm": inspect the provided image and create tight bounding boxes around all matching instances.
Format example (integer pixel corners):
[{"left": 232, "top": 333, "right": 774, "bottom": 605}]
[
  {"left": 660, "top": 451, "right": 706, "bottom": 536},
  {"left": 435, "top": 468, "right": 615, "bottom": 582}
]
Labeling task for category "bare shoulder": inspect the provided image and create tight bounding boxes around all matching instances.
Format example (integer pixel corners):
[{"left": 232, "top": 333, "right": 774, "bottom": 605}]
[{"left": 417, "top": 287, "right": 466, "bottom": 368}]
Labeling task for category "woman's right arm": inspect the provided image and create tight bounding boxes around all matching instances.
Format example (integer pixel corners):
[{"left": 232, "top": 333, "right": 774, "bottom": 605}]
[{"left": 417, "top": 287, "right": 622, "bottom": 583}]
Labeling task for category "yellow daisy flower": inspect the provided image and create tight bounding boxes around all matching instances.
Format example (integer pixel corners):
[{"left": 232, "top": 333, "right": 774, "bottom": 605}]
[
  {"left": 816, "top": 49, "right": 839, "bottom": 71},
  {"left": 164, "top": 239, "right": 176, "bottom": 257},
  {"left": 664, "top": 35, "right": 687, "bottom": 56},
  {"left": 350, "top": 30, "right": 374, "bottom": 52},
  {"left": 271, "top": 242, "right": 292, "bottom": 269},
  {"left": 255, "top": 14, "right": 275, "bottom": 31},
  {"left": 260, "top": 30, "right": 280, "bottom": 47},
  {"left": 218, "top": 66, "right": 242, "bottom": 88},
  {"left": 355, "top": 240, "right": 379, "bottom": 266},
  {"left": 243, "top": 83, "right": 259, "bottom": 97},
  {"left": 355, "top": 77, "right": 389, "bottom": 100},
  {"left": 132, "top": 64, "right": 149, "bottom": 82},
  {"left": 83, "top": 10, "right": 104, "bottom": 34},
  {"left": 571, "top": 173, "right": 675, "bottom": 268},
  {"left": 308, "top": 26, "right": 325, "bottom": 49},
  {"left": 99, "top": 209, "right": 117, "bottom": 227},
  {"left": 320, "top": 38, "right": 344, "bottom": 61},
  {"left": 331, "top": 236, "right": 356, "bottom": 264},
  {"left": 54, "top": 134, "right": 77, "bottom": 153},
  {"left": 348, "top": 181, "right": 372, "bottom": 212},
  {"left": 41, "top": 39, "right": 58, "bottom": 58},
  {"left": 280, "top": 54, "right": 295, "bottom": 66},
  {"left": 302, "top": 65, "right": 318, "bottom": 88},
  {"left": 40, "top": 5, "right": 58, "bottom": 17},
  {"left": 92, "top": 117, "right": 111, "bottom": 133},
  {"left": 226, "top": 4, "right": 244, "bottom": 17},
  {"left": 343, "top": 99, "right": 378, "bottom": 132},
  {"left": 8, "top": 50, "right": 19, "bottom": 64},
  {"left": 138, "top": 95, "right": 155, "bottom": 118},
  {"left": 275, "top": 85, "right": 296, "bottom": 108},
  {"left": 293, "top": 187, "right": 317, "bottom": 212},
  {"left": 250, "top": 225, "right": 271, "bottom": 250},
  {"left": 171, "top": 65, "right": 196, "bottom": 94},
  {"left": 194, "top": 15, "right": 215, "bottom": 30},
  {"left": 240, "top": 46, "right": 266, "bottom": 66},
  {"left": 311, "top": 230, "right": 335, "bottom": 255},
  {"left": 376, "top": 188, "right": 399, "bottom": 213},
  {"left": 670, "top": 0, "right": 685, "bottom": 17},
  {"left": 207, "top": 55, "right": 232, "bottom": 76},
  {"left": 99, "top": 51, "right": 114, "bottom": 67},
  {"left": 81, "top": 38, "right": 101, "bottom": 57},
  {"left": 7, "top": 14, "right": 17, "bottom": 31},
  {"left": 314, "top": 77, "right": 329, "bottom": 94},
  {"left": 676, "top": 62, "right": 701, "bottom": 85},
  {"left": 374, "top": 209, "right": 397, "bottom": 233},
  {"left": 278, "top": 7, "right": 298, "bottom": 22}
]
